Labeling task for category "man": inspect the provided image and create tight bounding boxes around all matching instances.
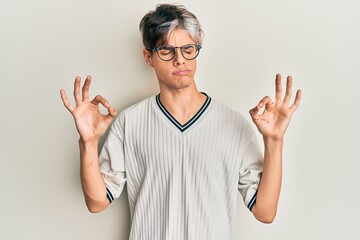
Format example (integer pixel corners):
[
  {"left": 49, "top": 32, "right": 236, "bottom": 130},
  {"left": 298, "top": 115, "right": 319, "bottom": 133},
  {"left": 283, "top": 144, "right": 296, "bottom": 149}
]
[{"left": 60, "top": 4, "right": 301, "bottom": 239}]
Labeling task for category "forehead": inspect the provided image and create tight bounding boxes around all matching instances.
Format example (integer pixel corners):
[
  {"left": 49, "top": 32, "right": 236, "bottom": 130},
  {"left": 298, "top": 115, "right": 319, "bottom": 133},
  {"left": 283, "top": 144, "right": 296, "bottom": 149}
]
[{"left": 166, "top": 28, "right": 195, "bottom": 46}]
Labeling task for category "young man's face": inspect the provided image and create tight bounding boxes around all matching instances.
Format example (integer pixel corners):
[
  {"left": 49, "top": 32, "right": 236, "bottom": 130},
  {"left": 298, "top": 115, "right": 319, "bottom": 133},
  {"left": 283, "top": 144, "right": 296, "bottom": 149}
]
[{"left": 145, "top": 28, "right": 198, "bottom": 92}]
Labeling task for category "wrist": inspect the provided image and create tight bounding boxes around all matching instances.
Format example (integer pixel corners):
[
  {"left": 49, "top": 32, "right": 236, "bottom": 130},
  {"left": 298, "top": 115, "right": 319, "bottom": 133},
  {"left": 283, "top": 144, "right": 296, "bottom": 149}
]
[
  {"left": 263, "top": 137, "right": 284, "bottom": 152},
  {"left": 78, "top": 138, "right": 99, "bottom": 148},
  {"left": 263, "top": 136, "right": 284, "bottom": 144}
]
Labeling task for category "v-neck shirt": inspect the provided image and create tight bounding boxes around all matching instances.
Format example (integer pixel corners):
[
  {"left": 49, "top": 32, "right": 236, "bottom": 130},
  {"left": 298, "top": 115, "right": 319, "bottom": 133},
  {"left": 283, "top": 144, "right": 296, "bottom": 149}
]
[
  {"left": 155, "top": 93, "right": 211, "bottom": 133},
  {"left": 99, "top": 94, "right": 263, "bottom": 240}
]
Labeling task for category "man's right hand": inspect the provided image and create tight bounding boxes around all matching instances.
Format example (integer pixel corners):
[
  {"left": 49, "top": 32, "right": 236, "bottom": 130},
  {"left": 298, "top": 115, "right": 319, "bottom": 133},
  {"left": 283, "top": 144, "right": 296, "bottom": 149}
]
[{"left": 60, "top": 75, "right": 117, "bottom": 143}]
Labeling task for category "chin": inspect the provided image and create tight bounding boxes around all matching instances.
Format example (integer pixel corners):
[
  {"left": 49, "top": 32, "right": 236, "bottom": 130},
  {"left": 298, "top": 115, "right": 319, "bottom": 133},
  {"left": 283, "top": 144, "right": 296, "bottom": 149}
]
[
  {"left": 158, "top": 75, "right": 195, "bottom": 90},
  {"left": 174, "top": 77, "right": 194, "bottom": 88}
]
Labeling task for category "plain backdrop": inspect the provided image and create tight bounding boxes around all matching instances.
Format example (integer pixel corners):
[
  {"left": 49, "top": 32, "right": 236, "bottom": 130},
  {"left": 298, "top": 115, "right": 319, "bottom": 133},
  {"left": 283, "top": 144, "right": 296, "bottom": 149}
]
[{"left": 1, "top": 0, "right": 359, "bottom": 239}]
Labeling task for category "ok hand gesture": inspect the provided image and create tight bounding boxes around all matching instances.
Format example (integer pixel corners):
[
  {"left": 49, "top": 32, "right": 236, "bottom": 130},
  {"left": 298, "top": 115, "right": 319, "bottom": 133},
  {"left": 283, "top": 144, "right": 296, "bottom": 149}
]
[
  {"left": 60, "top": 76, "right": 117, "bottom": 143},
  {"left": 249, "top": 74, "right": 301, "bottom": 141}
]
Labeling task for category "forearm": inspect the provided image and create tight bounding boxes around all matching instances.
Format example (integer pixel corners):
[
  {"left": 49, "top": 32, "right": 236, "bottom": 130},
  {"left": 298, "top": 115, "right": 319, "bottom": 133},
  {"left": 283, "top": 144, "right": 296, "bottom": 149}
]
[
  {"left": 252, "top": 137, "right": 283, "bottom": 223},
  {"left": 79, "top": 139, "right": 109, "bottom": 212}
]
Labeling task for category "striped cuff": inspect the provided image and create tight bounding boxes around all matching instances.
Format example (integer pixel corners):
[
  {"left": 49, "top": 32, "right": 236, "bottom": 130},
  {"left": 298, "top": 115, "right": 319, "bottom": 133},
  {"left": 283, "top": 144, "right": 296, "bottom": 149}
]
[
  {"left": 106, "top": 187, "right": 115, "bottom": 204},
  {"left": 247, "top": 190, "right": 258, "bottom": 211}
]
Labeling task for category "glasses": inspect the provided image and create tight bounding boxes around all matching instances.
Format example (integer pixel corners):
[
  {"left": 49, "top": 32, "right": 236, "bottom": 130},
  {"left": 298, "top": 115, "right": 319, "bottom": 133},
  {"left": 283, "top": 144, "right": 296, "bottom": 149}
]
[{"left": 152, "top": 44, "right": 202, "bottom": 61}]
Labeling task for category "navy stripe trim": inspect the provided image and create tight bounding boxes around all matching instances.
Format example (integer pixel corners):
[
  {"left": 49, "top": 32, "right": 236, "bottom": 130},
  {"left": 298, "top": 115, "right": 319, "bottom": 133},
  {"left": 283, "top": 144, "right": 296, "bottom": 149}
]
[
  {"left": 156, "top": 93, "right": 211, "bottom": 132},
  {"left": 247, "top": 190, "right": 258, "bottom": 211},
  {"left": 106, "top": 187, "right": 114, "bottom": 203}
]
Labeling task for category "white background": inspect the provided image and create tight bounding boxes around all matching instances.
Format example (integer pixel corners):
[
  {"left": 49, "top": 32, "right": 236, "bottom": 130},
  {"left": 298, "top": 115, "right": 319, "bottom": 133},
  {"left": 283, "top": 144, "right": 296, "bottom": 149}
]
[{"left": 1, "top": 0, "right": 359, "bottom": 239}]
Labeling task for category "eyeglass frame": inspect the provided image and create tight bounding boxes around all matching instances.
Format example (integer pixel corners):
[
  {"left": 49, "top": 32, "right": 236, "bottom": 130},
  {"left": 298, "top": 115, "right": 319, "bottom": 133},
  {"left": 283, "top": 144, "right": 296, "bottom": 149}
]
[{"left": 151, "top": 44, "right": 202, "bottom": 61}]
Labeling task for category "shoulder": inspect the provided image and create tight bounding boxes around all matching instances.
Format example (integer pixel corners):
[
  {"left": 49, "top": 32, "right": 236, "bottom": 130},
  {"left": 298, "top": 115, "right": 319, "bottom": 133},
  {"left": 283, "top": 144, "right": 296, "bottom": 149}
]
[
  {"left": 211, "top": 98, "right": 247, "bottom": 122},
  {"left": 121, "top": 95, "right": 154, "bottom": 116},
  {"left": 111, "top": 95, "right": 155, "bottom": 129},
  {"left": 210, "top": 98, "right": 255, "bottom": 136}
]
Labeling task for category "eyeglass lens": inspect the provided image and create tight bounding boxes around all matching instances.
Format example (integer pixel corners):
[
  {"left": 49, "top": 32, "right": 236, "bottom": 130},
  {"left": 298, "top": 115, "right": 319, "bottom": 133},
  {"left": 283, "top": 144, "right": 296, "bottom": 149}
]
[{"left": 156, "top": 44, "right": 199, "bottom": 61}]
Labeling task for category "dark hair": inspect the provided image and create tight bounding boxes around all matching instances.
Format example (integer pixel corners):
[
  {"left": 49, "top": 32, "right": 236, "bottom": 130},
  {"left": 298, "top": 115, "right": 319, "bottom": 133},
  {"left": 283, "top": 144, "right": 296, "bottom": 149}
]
[{"left": 139, "top": 4, "right": 203, "bottom": 51}]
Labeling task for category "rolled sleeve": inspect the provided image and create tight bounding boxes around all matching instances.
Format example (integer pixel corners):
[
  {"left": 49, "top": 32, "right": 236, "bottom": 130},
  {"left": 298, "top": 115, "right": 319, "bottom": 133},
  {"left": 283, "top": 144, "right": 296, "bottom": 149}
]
[
  {"left": 99, "top": 113, "right": 127, "bottom": 203},
  {"left": 238, "top": 131, "right": 263, "bottom": 211}
]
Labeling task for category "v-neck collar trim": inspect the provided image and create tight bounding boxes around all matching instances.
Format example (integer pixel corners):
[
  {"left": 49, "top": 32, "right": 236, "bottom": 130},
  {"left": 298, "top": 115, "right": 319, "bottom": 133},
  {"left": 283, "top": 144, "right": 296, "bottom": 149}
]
[{"left": 155, "top": 93, "right": 212, "bottom": 132}]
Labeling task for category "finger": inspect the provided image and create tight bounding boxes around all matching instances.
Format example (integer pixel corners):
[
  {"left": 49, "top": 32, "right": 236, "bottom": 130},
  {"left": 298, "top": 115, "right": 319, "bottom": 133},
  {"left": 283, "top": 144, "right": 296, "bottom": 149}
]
[
  {"left": 275, "top": 74, "right": 282, "bottom": 101},
  {"left": 91, "top": 95, "right": 110, "bottom": 108},
  {"left": 105, "top": 108, "right": 118, "bottom": 125},
  {"left": 283, "top": 76, "right": 293, "bottom": 103},
  {"left": 290, "top": 89, "right": 302, "bottom": 112},
  {"left": 249, "top": 105, "right": 260, "bottom": 117},
  {"left": 82, "top": 75, "right": 92, "bottom": 101},
  {"left": 258, "top": 96, "right": 272, "bottom": 108},
  {"left": 73, "top": 76, "right": 81, "bottom": 105},
  {"left": 60, "top": 89, "right": 75, "bottom": 113},
  {"left": 107, "top": 105, "right": 118, "bottom": 117},
  {"left": 249, "top": 96, "right": 272, "bottom": 116}
]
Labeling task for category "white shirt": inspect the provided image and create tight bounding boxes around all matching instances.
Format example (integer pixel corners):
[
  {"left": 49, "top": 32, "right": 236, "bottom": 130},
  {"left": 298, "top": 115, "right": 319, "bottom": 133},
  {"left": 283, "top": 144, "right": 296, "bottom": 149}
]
[{"left": 99, "top": 94, "right": 263, "bottom": 240}]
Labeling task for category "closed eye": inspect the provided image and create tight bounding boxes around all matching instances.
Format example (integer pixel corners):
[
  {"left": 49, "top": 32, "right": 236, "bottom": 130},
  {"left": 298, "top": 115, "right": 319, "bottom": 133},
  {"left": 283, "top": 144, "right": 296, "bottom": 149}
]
[
  {"left": 182, "top": 45, "right": 195, "bottom": 54},
  {"left": 158, "top": 46, "right": 174, "bottom": 55}
]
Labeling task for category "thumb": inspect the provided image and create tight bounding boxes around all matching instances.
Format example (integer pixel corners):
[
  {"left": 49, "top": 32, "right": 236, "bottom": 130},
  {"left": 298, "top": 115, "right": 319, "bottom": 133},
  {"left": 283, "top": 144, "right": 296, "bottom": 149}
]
[
  {"left": 107, "top": 105, "right": 118, "bottom": 117},
  {"left": 104, "top": 106, "right": 117, "bottom": 123},
  {"left": 249, "top": 105, "right": 261, "bottom": 118}
]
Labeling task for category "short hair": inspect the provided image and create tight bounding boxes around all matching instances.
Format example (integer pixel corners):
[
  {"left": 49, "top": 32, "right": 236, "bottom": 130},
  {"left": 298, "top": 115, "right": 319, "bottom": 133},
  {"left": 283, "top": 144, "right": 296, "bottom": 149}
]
[{"left": 139, "top": 4, "right": 204, "bottom": 51}]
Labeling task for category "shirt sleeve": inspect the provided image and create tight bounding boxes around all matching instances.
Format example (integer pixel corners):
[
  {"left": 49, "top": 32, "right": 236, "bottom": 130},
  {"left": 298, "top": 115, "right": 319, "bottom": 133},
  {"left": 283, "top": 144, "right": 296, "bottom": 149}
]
[
  {"left": 237, "top": 128, "right": 263, "bottom": 211},
  {"left": 98, "top": 113, "right": 127, "bottom": 203}
]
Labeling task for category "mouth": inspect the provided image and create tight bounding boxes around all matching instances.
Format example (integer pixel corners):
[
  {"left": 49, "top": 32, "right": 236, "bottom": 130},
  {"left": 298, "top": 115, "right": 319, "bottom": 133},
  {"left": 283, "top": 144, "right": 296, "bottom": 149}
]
[{"left": 173, "top": 68, "right": 191, "bottom": 76}]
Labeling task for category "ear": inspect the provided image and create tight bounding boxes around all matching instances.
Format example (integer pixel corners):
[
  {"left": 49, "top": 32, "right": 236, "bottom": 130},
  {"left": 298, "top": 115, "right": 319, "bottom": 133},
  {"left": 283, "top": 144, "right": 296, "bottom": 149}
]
[{"left": 143, "top": 48, "right": 154, "bottom": 67}]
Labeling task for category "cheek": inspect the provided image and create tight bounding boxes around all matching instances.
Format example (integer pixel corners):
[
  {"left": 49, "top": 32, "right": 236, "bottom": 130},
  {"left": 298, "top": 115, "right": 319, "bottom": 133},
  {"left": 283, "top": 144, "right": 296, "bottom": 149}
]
[
  {"left": 153, "top": 66, "right": 168, "bottom": 80},
  {"left": 189, "top": 61, "right": 197, "bottom": 74},
  {"left": 154, "top": 62, "right": 172, "bottom": 76}
]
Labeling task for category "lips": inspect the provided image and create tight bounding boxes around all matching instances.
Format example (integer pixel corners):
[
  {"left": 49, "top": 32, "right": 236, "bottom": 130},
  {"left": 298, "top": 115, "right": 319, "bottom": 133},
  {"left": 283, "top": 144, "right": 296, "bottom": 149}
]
[{"left": 173, "top": 68, "right": 191, "bottom": 76}]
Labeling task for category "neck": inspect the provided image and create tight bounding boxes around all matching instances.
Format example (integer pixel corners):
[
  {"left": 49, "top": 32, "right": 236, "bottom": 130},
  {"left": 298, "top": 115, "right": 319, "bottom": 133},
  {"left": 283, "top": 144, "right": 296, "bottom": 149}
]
[{"left": 159, "top": 87, "right": 206, "bottom": 125}]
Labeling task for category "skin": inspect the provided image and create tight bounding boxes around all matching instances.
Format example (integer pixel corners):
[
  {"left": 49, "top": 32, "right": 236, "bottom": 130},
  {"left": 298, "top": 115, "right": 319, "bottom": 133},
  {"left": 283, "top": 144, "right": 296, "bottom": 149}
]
[
  {"left": 60, "top": 76, "right": 115, "bottom": 212},
  {"left": 249, "top": 74, "right": 301, "bottom": 223},
  {"left": 143, "top": 29, "right": 207, "bottom": 124},
  {"left": 60, "top": 28, "right": 302, "bottom": 222}
]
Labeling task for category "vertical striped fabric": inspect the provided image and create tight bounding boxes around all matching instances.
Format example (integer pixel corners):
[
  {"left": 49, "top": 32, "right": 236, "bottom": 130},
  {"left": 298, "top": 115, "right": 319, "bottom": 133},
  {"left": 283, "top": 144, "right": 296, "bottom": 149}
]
[{"left": 99, "top": 94, "right": 263, "bottom": 240}]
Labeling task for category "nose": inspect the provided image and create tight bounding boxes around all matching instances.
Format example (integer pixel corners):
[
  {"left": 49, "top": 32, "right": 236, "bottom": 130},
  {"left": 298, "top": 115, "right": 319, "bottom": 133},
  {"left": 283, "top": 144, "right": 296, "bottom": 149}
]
[{"left": 173, "top": 48, "right": 185, "bottom": 66}]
